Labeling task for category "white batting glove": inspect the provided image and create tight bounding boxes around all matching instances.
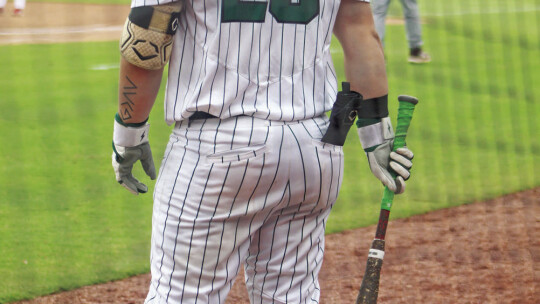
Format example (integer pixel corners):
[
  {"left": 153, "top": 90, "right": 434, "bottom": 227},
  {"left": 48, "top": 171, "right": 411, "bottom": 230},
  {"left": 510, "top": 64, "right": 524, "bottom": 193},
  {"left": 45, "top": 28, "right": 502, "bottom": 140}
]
[
  {"left": 357, "top": 117, "right": 414, "bottom": 194},
  {"left": 112, "top": 114, "right": 156, "bottom": 195}
]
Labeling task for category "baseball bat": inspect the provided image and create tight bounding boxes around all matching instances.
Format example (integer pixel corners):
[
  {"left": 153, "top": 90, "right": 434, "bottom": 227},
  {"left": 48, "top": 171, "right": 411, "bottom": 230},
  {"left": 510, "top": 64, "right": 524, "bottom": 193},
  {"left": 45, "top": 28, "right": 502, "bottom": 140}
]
[{"left": 356, "top": 95, "right": 419, "bottom": 304}]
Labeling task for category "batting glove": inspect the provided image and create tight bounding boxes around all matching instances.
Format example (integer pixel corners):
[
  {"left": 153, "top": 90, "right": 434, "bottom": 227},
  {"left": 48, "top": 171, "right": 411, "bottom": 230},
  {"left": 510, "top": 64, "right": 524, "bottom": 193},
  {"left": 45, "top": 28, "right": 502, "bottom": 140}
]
[
  {"left": 357, "top": 117, "right": 413, "bottom": 194},
  {"left": 112, "top": 114, "right": 156, "bottom": 195}
]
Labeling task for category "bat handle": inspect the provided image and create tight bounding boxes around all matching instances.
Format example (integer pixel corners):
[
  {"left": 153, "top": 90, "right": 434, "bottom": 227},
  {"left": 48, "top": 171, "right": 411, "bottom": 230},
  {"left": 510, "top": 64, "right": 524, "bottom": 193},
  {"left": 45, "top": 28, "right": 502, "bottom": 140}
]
[
  {"left": 380, "top": 95, "right": 418, "bottom": 211},
  {"left": 393, "top": 95, "right": 418, "bottom": 151}
]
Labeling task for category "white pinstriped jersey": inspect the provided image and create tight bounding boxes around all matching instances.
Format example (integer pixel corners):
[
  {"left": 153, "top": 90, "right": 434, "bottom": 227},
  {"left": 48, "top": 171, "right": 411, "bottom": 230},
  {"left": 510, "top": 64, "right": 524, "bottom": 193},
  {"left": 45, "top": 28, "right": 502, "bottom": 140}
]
[{"left": 132, "top": 0, "right": 370, "bottom": 124}]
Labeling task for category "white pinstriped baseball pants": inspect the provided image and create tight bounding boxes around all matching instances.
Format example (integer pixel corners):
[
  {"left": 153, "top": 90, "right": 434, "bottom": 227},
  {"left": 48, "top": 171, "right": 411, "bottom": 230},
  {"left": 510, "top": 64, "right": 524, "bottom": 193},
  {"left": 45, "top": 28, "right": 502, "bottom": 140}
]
[{"left": 145, "top": 115, "right": 344, "bottom": 304}]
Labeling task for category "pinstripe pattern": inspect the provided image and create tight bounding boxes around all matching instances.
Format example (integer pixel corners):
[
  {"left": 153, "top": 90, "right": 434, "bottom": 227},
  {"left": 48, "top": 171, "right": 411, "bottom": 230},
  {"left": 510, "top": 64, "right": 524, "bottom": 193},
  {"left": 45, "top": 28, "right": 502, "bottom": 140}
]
[
  {"left": 145, "top": 115, "right": 343, "bottom": 303},
  {"left": 131, "top": 0, "right": 369, "bottom": 124},
  {"left": 130, "top": 0, "right": 369, "bottom": 302}
]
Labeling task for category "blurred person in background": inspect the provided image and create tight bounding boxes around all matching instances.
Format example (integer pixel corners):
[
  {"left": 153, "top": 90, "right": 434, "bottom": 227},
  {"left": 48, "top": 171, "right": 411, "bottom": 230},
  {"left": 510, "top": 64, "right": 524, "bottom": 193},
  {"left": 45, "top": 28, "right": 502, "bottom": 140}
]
[
  {"left": 371, "top": 0, "right": 431, "bottom": 63},
  {"left": 0, "top": 0, "right": 25, "bottom": 16}
]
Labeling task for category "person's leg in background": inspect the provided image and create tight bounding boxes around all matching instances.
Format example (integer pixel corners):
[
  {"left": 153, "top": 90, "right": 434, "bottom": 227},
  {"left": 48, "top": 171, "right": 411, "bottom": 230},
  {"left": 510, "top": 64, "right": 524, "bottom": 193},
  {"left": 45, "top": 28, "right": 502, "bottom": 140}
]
[
  {"left": 370, "top": 0, "right": 392, "bottom": 47},
  {"left": 400, "top": 0, "right": 431, "bottom": 63},
  {"left": 0, "top": 0, "right": 7, "bottom": 15},
  {"left": 13, "top": 0, "right": 26, "bottom": 16}
]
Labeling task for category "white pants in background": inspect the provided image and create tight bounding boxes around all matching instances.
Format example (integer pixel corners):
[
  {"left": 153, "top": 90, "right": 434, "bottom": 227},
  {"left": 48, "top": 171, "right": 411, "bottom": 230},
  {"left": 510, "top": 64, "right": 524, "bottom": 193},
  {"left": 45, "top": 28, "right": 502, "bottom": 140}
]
[{"left": 0, "top": 0, "right": 26, "bottom": 10}]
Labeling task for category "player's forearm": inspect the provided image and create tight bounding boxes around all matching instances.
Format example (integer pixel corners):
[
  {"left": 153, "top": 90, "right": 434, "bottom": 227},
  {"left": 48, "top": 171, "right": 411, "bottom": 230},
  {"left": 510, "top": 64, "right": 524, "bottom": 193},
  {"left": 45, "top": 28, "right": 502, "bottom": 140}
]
[
  {"left": 340, "top": 27, "right": 388, "bottom": 99},
  {"left": 334, "top": 0, "right": 388, "bottom": 99},
  {"left": 117, "top": 57, "right": 164, "bottom": 124}
]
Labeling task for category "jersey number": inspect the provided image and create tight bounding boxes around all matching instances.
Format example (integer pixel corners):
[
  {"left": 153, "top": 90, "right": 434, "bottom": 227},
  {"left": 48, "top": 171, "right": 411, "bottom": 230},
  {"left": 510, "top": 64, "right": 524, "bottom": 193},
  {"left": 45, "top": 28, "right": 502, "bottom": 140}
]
[{"left": 222, "top": 0, "right": 319, "bottom": 24}]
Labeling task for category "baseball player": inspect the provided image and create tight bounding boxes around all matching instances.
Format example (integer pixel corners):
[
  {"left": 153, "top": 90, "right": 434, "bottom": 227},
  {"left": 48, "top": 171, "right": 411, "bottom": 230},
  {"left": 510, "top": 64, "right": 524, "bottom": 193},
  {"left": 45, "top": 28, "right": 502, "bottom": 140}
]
[
  {"left": 0, "top": 0, "right": 25, "bottom": 16},
  {"left": 371, "top": 0, "right": 431, "bottom": 63},
  {"left": 111, "top": 0, "right": 414, "bottom": 303}
]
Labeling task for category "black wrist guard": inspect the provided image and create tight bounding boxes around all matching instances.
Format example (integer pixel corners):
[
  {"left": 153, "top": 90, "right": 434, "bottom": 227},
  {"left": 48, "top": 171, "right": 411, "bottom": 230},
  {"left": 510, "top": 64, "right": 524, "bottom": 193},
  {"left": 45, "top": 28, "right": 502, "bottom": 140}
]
[{"left": 356, "top": 95, "right": 389, "bottom": 119}]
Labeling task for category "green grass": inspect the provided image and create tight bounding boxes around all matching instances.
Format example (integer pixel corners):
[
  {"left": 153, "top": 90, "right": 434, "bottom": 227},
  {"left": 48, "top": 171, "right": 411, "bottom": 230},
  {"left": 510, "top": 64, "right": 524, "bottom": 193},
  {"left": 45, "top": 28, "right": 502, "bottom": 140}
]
[
  {"left": 328, "top": 0, "right": 539, "bottom": 232},
  {"left": 0, "top": 42, "right": 173, "bottom": 302},
  {"left": 0, "top": 0, "right": 539, "bottom": 302}
]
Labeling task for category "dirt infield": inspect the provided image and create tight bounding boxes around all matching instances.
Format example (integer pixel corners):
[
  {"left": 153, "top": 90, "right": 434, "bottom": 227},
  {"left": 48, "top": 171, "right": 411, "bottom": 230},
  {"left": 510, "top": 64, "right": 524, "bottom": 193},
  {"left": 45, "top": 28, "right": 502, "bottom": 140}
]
[
  {"left": 0, "top": 2, "right": 128, "bottom": 45},
  {"left": 4, "top": 3, "right": 538, "bottom": 303},
  {"left": 0, "top": 2, "right": 405, "bottom": 45},
  {"left": 13, "top": 187, "right": 539, "bottom": 304}
]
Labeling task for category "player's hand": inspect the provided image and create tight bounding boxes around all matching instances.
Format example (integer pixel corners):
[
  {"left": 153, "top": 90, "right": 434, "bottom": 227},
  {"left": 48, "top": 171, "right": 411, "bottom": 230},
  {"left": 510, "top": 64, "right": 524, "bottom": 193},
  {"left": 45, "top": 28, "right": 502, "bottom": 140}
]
[
  {"left": 357, "top": 117, "right": 413, "bottom": 194},
  {"left": 112, "top": 114, "right": 156, "bottom": 195}
]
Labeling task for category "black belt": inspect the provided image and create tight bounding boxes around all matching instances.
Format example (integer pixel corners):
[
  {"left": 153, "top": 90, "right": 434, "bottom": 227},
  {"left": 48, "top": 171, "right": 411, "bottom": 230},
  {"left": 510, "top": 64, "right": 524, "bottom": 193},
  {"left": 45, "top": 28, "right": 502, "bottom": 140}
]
[{"left": 189, "top": 111, "right": 219, "bottom": 121}]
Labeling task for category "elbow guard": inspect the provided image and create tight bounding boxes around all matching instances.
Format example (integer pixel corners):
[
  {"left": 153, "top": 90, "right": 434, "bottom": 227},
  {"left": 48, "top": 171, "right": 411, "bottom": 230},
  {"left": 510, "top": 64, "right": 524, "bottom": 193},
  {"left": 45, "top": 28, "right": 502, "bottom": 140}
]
[{"left": 120, "top": 2, "right": 183, "bottom": 70}]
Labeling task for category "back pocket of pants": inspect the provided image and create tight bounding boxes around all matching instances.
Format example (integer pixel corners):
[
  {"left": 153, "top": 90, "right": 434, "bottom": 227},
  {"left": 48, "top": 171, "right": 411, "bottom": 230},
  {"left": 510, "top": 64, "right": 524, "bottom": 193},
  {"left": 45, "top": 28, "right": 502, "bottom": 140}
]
[{"left": 205, "top": 144, "right": 266, "bottom": 164}]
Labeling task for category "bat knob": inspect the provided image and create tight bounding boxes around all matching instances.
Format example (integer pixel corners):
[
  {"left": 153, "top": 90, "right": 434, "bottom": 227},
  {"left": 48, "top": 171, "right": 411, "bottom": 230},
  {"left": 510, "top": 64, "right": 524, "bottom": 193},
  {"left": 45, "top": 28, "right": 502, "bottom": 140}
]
[{"left": 397, "top": 95, "right": 418, "bottom": 105}]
